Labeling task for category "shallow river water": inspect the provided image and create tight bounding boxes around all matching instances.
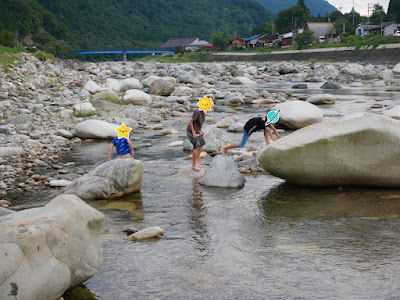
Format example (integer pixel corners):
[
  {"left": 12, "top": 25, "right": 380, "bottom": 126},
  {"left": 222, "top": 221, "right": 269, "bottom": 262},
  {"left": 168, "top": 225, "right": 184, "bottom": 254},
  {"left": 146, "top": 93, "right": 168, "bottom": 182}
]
[{"left": 8, "top": 83, "right": 400, "bottom": 299}]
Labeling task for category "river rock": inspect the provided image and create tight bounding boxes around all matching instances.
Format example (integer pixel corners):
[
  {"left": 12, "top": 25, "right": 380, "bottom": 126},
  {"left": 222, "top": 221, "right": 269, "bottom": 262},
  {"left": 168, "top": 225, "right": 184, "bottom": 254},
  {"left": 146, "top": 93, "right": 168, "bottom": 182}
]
[
  {"left": 0, "top": 194, "right": 104, "bottom": 300},
  {"left": 84, "top": 80, "right": 102, "bottom": 93},
  {"left": 202, "top": 126, "right": 232, "bottom": 153},
  {"left": 74, "top": 120, "right": 119, "bottom": 139},
  {"left": 258, "top": 114, "right": 400, "bottom": 187},
  {"left": 123, "top": 89, "right": 152, "bottom": 105},
  {"left": 64, "top": 158, "right": 144, "bottom": 199},
  {"left": 227, "top": 123, "right": 244, "bottom": 132},
  {"left": 272, "top": 100, "right": 323, "bottom": 129},
  {"left": 124, "top": 227, "right": 163, "bottom": 241},
  {"left": 383, "top": 105, "right": 400, "bottom": 120},
  {"left": 49, "top": 180, "right": 72, "bottom": 187},
  {"left": 393, "top": 63, "right": 400, "bottom": 73},
  {"left": 105, "top": 78, "right": 122, "bottom": 91},
  {"left": 73, "top": 102, "right": 96, "bottom": 113},
  {"left": 148, "top": 79, "right": 175, "bottom": 96},
  {"left": 216, "top": 117, "right": 236, "bottom": 128},
  {"left": 292, "top": 84, "right": 307, "bottom": 89},
  {"left": 56, "top": 129, "right": 74, "bottom": 138},
  {"left": 93, "top": 90, "right": 120, "bottom": 102},
  {"left": 177, "top": 165, "right": 205, "bottom": 179},
  {"left": 199, "top": 155, "right": 245, "bottom": 188},
  {"left": 120, "top": 78, "right": 142, "bottom": 91},
  {"left": 320, "top": 81, "right": 342, "bottom": 89},
  {"left": 0, "top": 147, "right": 25, "bottom": 158},
  {"left": 179, "top": 74, "right": 201, "bottom": 85},
  {"left": 307, "top": 94, "right": 335, "bottom": 105},
  {"left": 231, "top": 76, "right": 257, "bottom": 86},
  {"left": 0, "top": 206, "right": 15, "bottom": 217},
  {"left": 142, "top": 75, "right": 161, "bottom": 87}
]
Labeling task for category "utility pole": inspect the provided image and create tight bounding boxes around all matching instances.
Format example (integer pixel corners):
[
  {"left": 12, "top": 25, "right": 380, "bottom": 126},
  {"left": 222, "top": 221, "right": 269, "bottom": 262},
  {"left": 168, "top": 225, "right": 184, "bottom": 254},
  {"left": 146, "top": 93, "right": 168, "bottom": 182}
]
[
  {"left": 352, "top": 0, "right": 355, "bottom": 24},
  {"left": 343, "top": 22, "right": 346, "bottom": 33},
  {"left": 367, "top": 3, "right": 372, "bottom": 36}
]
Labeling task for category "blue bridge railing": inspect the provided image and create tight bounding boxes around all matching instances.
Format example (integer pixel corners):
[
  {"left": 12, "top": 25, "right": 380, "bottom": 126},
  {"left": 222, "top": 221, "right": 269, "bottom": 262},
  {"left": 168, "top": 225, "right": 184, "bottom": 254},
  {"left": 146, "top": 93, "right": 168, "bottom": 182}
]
[{"left": 74, "top": 50, "right": 175, "bottom": 55}]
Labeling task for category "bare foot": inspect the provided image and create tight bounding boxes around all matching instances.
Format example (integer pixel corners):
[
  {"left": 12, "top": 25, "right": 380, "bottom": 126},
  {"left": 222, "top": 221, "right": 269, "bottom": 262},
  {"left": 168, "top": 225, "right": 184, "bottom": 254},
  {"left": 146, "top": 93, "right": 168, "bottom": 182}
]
[
  {"left": 192, "top": 165, "right": 201, "bottom": 171},
  {"left": 0, "top": 200, "right": 11, "bottom": 208},
  {"left": 196, "top": 163, "right": 202, "bottom": 170},
  {"left": 221, "top": 147, "right": 227, "bottom": 156}
]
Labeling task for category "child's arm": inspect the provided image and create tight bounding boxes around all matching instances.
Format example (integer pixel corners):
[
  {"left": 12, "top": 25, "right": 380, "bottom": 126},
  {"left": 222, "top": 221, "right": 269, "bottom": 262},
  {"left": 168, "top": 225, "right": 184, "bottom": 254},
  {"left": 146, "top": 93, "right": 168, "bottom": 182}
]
[
  {"left": 127, "top": 139, "right": 134, "bottom": 156},
  {"left": 108, "top": 144, "right": 114, "bottom": 161},
  {"left": 269, "top": 124, "right": 281, "bottom": 139}
]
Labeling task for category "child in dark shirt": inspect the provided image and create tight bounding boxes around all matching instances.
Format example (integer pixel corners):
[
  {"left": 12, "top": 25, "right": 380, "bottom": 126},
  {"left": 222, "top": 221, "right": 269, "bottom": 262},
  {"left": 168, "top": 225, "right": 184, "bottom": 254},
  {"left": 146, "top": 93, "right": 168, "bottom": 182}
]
[{"left": 222, "top": 115, "right": 281, "bottom": 155}]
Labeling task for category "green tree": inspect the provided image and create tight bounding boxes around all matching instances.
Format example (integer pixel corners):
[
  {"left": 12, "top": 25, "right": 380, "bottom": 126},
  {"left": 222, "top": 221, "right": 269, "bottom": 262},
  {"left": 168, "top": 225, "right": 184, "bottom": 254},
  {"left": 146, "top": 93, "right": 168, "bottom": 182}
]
[
  {"left": 211, "top": 31, "right": 229, "bottom": 50},
  {"left": 370, "top": 3, "right": 386, "bottom": 24},
  {"left": 275, "top": 1, "right": 312, "bottom": 34},
  {"left": 175, "top": 45, "right": 185, "bottom": 55},
  {"left": 387, "top": 0, "right": 400, "bottom": 21},
  {"left": 333, "top": 18, "right": 353, "bottom": 34},
  {"left": 294, "top": 30, "right": 314, "bottom": 48}
]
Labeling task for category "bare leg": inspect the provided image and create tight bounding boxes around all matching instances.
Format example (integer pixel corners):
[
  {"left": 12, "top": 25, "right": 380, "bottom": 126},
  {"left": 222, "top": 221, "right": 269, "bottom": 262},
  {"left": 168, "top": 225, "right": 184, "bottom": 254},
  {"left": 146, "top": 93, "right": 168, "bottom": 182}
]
[
  {"left": 264, "top": 131, "right": 271, "bottom": 146},
  {"left": 266, "top": 127, "right": 275, "bottom": 141},
  {"left": 196, "top": 146, "right": 203, "bottom": 169},
  {"left": 192, "top": 147, "right": 201, "bottom": 171},
  {"left": 222, "top": 143, "right": 238, "bottom": 155}
]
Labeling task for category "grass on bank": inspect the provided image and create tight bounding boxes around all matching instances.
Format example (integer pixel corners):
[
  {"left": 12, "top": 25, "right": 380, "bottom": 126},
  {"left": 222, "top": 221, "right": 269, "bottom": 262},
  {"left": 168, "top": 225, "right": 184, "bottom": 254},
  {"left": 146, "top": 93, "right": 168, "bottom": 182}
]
[{"left": 0, "top": 45, "right": 55, "bottom": 71}]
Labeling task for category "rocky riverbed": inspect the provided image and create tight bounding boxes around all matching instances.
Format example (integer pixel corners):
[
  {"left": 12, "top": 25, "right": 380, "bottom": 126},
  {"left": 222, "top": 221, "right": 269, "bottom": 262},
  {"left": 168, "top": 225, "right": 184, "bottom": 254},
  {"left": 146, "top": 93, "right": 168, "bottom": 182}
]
[
  {"left": 1, "top": 53, "right": 400, "bottom": 199},
  {"left": 2, "top": 53, "right": 400, "bottom": 299}
]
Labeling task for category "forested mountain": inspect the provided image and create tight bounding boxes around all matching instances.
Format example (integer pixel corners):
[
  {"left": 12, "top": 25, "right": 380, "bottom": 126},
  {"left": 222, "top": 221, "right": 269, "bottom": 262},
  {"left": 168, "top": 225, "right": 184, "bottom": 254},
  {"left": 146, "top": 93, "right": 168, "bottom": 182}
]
[
  {"left": 0, "top": 0, "right": 74, "bottom": 57},
  {"left": 255, "top": 0, "right": 337, "bottom": 16},
  {"left": 35, "top": 0, "right": 274, "bottom": 50}
]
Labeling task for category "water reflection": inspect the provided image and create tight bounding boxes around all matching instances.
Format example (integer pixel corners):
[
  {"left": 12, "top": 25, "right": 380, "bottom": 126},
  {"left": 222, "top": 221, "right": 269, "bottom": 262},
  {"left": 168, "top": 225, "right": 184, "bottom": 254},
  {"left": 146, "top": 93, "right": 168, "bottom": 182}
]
[
  {"left": 188, "top": 180, "right": 210, "bottom": 256},
  {"left": 259, "top": 183, "right": 400, "bottom": 220}
]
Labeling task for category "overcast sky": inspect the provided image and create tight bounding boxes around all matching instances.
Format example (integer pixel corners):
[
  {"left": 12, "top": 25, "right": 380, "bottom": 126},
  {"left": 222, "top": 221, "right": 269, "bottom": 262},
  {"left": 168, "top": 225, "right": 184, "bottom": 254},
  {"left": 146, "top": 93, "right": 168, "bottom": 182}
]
[{"left": 327, "top": 0, "right": 390, "bottom": 15}]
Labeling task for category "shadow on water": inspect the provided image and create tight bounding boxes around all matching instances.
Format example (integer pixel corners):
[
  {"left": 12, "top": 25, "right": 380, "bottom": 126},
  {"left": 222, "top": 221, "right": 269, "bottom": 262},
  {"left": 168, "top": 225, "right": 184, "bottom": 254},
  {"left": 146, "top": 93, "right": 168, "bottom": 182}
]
[{"left": 259, "top": 183, "right": 400, "bottom": 220}]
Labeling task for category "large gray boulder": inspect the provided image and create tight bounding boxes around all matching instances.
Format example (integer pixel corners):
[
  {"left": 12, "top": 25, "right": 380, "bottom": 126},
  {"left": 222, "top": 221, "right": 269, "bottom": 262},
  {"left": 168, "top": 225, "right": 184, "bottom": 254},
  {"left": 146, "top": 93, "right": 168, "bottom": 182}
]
[
  {"left": 272, "top": 100, "right": 323, "bottom": 129},
  {"left": 0, "top": 194, "right": 104, "bottom": 300},
  {"left": 202, "top": 126, "right": 232, "bottom": 153},
  {"left": 258, "top": 114, "right": 400, "bottom": 187},
  {"left": 64, "top": 158, "right": 143, "bottom": 199},
  {"left": 74, "top": 120, "right": 118, "bottom": 139},
  {"left": 199, "top": 155, "right": 245, "bottom": 188},
  {"left": 147, "top": 79, "right": 175, "bottom": 96}
]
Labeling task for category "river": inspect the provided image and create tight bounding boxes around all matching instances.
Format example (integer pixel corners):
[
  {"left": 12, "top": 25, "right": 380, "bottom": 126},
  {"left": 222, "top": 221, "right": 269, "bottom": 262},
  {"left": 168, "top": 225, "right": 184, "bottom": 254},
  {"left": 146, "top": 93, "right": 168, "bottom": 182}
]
[{"left": 6, "top": 83, "right": 400, "bottom": 299}]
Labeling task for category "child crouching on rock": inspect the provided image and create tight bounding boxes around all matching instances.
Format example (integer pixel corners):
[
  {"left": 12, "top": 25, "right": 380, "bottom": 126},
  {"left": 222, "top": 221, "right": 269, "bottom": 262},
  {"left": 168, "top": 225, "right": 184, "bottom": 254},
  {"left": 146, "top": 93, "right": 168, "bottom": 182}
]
[{"left": 222, "top": 114, "right": 281, "bottom": 155}]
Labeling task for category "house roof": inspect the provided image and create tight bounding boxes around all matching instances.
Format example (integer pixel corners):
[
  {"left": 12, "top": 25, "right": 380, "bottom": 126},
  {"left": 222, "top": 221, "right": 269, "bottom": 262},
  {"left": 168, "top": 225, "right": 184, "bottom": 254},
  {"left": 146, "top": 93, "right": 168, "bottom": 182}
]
[
  {"left": 280, "top": 32, "right": 293, "bottom": 39},
  {"left": 244, "top": 34, "right": 261, "bottom": 42},
  {"left": 357, "top": 21, "right": 398, "bottom": 30},
  {"left": 161, "top": 38, "right": 199, "bottom": 49},
  {"left": 305, "top": 22, "right": 335, "bottom": 38},
  {"left": 189, "top": 40, "right": 209, "bottom": 46},
  {"left": 228, "top": 37, "right": 246, "bottom": 41}
]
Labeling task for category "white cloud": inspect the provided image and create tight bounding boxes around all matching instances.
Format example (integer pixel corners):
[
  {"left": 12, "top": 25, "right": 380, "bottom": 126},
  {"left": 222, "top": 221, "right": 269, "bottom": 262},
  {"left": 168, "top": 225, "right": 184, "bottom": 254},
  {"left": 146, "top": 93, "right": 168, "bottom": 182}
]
[{"left": 326, "top": 0, "right": 390, "bottom": 16}]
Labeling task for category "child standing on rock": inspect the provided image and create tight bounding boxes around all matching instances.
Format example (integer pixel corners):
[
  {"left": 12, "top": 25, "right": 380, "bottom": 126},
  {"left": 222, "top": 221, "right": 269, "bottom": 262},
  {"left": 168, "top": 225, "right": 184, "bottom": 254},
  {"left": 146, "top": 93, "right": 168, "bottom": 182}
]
[{"left": 187, "top": 110, "right": 206, "bottom": 171}]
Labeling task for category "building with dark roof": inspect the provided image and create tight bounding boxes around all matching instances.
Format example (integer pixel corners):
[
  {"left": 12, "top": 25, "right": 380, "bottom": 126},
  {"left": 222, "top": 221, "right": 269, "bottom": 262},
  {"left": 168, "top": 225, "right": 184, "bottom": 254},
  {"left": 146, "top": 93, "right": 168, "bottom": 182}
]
[
  {"left": 160, "top": 38, "right": 199, "bottom": 50},
  {"left": 305, "top": 22, "right": 340, "bottom": 43}
]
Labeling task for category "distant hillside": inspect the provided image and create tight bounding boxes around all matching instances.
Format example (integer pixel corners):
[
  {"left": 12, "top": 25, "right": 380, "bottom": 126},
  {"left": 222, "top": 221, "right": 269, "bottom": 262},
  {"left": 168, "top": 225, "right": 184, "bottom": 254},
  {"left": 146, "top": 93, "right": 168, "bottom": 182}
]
[
  {"left": 0, "top": 0, "right": 74, "bottom": 57},
  {"left": 35, "top": 0, "right": 274, "bottom": 50},
  {"left": 256, "top": 0, "right": 337, "bottom": 16}
]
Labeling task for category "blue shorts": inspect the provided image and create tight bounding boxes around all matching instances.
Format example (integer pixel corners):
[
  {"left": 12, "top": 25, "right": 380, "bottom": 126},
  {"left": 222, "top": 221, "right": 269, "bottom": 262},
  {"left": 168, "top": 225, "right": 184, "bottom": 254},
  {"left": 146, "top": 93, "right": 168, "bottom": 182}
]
[{"left": 237, "top": 128, "right": 267, "bottom": 148}]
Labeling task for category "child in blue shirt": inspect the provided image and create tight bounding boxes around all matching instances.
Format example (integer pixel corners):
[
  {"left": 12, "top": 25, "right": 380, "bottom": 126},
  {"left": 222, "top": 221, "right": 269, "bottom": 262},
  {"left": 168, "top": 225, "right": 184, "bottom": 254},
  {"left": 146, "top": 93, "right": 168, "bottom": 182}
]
[{"left": 107, "top": 136, "right": 134, "bottom": 160}]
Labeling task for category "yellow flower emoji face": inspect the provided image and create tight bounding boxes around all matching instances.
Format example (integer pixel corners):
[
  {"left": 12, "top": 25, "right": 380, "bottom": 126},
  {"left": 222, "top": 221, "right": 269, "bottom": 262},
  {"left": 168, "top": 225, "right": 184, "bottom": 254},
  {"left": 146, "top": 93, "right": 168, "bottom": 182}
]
[
  {"left": 115, "top": 123, "right": 132, "bottom": 139},
  {"left": 197, "top": 96, "right": 214, "bottom": 113}
]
